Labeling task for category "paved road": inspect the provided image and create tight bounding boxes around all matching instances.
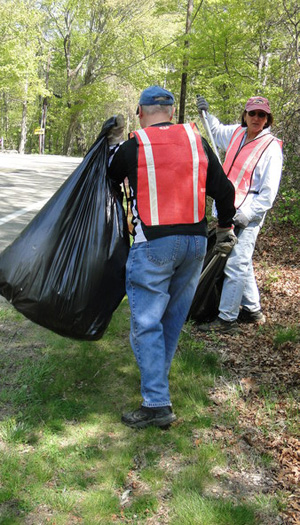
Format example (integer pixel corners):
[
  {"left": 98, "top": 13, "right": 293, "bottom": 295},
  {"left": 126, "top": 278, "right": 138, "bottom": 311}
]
[{"left": 0, "top": 153, "right": 82, "bottom": 254}]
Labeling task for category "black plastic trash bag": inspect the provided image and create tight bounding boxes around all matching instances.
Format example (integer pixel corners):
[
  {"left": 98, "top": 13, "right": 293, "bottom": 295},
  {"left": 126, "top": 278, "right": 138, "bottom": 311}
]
[
  {"left": 188, "top": 228, "right": 227, "bottom": 323},
  {"left": 0, "top": 116, "right": 129, "bottom": 340}
]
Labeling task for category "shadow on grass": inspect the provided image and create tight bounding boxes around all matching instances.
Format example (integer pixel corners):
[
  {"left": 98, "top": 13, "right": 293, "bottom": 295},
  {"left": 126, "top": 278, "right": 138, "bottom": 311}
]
[{"left": 0, "top": 299, "right": 137, "bottom": 435}]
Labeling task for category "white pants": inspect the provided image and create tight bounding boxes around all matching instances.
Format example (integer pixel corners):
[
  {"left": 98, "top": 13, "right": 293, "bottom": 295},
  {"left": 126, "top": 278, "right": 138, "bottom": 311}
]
[{"left": 219, "top": 222, "right": 261, "bottom": 322}]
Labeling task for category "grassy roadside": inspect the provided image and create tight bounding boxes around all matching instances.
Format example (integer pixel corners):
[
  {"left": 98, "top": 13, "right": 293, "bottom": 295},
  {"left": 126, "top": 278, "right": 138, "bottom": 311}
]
[{"left": 0, "top": 297, "right": 292, "bottom": 525}]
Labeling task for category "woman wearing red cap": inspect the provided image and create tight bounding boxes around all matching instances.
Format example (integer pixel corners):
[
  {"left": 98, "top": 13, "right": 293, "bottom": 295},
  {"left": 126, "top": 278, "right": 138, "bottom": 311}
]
[{"left": 196, "top": 95, "right": 283, "bottom": 334}]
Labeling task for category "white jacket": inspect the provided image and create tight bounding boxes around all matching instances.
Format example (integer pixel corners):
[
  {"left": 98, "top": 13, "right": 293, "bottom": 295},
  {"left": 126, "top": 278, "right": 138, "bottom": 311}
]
[{"left": 206, "top": 113, "right": 283, "bottom": 225}]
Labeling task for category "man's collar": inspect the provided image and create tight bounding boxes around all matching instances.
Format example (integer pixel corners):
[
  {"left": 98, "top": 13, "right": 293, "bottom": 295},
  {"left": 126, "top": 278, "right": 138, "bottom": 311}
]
[{"left": 150, "top": 122, "right": 174, "bottom": 127}]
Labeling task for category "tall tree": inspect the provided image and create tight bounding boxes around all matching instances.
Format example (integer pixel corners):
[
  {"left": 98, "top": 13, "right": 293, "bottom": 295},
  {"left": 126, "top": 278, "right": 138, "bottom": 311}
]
[
  {"left": 0, "top": 0, "right": 49, "bottom": 152},
  {"left": 39, "top": 0, "right": 180, "bottom": 155},
  {"left": 178, "top": 0, "right": 194, "bottom": 123}
]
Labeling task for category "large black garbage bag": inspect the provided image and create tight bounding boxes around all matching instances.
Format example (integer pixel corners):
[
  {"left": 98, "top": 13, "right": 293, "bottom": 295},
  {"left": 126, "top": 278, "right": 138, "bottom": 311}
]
[
  {"left": 188, "top": 228, "right": 227, "bottom": 323},
  {"left": 0, "top": 117, "right": 129, "bottom": 340}
]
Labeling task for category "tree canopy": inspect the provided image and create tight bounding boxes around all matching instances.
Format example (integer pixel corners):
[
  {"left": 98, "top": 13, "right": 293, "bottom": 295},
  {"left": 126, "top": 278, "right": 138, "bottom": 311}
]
[{"left": 0, "top": 0, "right": 299, "bottom": 204}]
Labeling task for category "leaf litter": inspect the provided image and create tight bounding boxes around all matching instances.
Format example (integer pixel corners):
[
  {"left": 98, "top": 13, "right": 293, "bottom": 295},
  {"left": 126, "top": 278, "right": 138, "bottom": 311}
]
[{"left": 191, "top": 223, "right": 300, "bottom": 525}]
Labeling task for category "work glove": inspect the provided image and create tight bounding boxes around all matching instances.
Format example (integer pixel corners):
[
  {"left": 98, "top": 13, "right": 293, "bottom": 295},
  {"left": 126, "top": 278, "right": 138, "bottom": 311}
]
[
  {"left": 196, "top": 95, "right": 209, "bottom": 113},
  {"left": 233, "top": 209, "right": 250, "bottom": 229},
  {"left": 103, "top": 114, "right": 125, "bottom": 145},
  {"left": 214, "top": 226, "right": 238, "bottom": 256}
]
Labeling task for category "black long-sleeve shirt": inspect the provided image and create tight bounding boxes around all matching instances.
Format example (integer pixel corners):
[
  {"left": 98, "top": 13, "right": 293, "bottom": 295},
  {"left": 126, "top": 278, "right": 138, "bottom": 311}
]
[{"left": 108, "top": 122, "right": 235, "bottom": 240}]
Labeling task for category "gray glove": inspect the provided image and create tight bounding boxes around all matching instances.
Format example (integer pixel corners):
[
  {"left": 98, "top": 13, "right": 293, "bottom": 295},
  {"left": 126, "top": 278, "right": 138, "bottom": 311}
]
[
  {"left": 196, "top": 95, "right": 209, "bottom": 113},
  {"left": 214, "top": 227, "right": 238, "bottom": 256},
  {"left": 233, "top": 209, "right": 250, "bottom": 229},
  {"left": 107, "top": 114, "right": 125, "bottom": 145}
]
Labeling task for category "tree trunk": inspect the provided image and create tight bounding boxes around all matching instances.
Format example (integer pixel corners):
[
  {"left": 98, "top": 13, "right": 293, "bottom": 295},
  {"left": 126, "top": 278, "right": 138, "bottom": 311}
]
[
  {"left": 40, "top": 54, "right": 51, "bottom": 154},
  {"left": 178, "top": 0, "right": 194, "bottom": 123},
  {"left": 64, "top": 112, "right": 78, "bottom": 156},
  {"left": 19, "top": 80, "right": 28, "bottom": 154}
]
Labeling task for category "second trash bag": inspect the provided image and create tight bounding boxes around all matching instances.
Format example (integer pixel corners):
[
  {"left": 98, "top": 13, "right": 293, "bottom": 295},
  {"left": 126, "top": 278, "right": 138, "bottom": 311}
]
[
  {"left": 0, "top": 117, "right": 129, "bottom": 340},
  {"left": 188, "top": 228, "right": 227, "bottom": 323}
]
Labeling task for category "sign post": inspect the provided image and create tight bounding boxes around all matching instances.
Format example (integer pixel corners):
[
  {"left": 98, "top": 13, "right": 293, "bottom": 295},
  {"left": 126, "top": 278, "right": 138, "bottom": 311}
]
[{"left": 34, "top": 128, "right": 45, "bottom": 154}]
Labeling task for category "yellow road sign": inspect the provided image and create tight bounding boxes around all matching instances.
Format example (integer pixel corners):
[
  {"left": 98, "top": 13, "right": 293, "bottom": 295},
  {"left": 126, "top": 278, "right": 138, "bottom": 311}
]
[{"left": 34, "top": 128, "right": 45, "bottom": 135}]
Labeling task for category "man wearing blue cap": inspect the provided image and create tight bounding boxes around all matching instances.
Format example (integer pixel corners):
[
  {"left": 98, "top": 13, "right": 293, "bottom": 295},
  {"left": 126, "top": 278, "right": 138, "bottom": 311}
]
[{"left": 108, "top": 85, "right": 237, "bottom": 429}]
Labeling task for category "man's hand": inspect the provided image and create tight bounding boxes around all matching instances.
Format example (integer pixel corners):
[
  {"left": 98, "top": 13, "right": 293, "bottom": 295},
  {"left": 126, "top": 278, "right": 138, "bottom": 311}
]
[
  {"left": 214, "top": 227, "right": 238, "bottom": 256},
  {"left": 105, "top": 114, "right": 125, "bottom": 145},
  {"left": 196, "top": 95, "right": 209, "bottom": 113},
  {"left": 233, "top": 209, "right": 250, "bottom": 229}
]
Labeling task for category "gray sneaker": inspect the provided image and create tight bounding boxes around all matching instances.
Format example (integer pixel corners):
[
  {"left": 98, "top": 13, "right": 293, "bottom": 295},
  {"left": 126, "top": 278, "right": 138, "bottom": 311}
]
[
  {"left": 197, "top": 317, "right": 241, "bottom": 334},
  {"left": 238, "top": 309, "right": 266, "bottom": 324},
  {"left": 121, "top": 406, "right": 177, "bottom": 429}
]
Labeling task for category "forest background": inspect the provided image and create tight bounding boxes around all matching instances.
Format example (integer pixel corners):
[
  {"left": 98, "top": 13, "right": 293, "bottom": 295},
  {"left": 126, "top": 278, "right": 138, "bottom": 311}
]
[{"left": 0, "top": 0, "right": 299, "bottom": 217}]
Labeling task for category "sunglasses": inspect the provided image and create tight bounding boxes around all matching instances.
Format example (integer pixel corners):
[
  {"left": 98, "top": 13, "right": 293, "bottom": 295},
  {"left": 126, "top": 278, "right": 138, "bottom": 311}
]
[{"left": 248, "top": 110, "right": 267, "bottom": 118}]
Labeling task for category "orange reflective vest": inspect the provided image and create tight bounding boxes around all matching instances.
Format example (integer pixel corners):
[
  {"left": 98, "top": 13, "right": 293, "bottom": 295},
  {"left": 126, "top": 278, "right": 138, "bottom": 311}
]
[
  {"left": 131, "top": 123, "right": 208, "bottom": 226},
  {"left": 223, "top": 126, "right": 282, "bottom": 208}
]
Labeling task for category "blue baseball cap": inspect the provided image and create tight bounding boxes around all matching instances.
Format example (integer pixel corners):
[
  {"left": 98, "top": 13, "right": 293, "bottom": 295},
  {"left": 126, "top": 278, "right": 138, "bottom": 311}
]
[{"left": 137, "top": 85, "right": 175, "bottom": 112}]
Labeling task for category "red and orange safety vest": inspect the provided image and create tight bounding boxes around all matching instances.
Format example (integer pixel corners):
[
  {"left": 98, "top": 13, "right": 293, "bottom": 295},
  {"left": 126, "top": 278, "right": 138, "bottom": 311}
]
[
  {"left": 131, "top": 123, "right": 208, "bottom": 226},
  {"left": 223, "top": 126, "right": 282, "bottom": 208}
]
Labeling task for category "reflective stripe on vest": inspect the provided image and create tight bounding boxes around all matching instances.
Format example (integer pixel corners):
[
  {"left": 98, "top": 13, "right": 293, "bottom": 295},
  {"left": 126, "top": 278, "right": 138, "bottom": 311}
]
[
  {"left": 223, "top": 126, "right": 280, "bottom": 208},
  {"left": 132, "top": 123, "right": 208, "bottom": 226}
]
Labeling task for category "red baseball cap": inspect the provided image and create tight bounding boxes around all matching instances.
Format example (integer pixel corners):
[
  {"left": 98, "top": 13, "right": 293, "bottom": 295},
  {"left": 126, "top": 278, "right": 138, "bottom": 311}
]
[{"left": 245, "top": 96, "right": 271, "bottom": 114}]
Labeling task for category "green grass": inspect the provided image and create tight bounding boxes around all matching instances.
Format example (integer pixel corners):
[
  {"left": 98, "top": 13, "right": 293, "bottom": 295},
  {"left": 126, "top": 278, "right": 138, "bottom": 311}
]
[
  {"left": 0, "top": 300, "right": 283, "bottom": 524},
  {"left": 273, "top": 325, "right": 299, "bottom": 347},
  {"left": 170, "top": 494, "right": 257, "bottom": 525}
]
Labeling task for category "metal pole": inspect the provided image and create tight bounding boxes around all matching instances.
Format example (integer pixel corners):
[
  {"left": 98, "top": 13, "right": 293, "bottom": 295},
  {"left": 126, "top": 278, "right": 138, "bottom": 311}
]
[
  {"left": 200, "top": 109, "right": 221, "bottom": 163},
  {"left": 196, "top": 95, "right": 221, "bottom": 163},
  {"left": 197, "top": 252, "right": 227, "bottom": 285}
]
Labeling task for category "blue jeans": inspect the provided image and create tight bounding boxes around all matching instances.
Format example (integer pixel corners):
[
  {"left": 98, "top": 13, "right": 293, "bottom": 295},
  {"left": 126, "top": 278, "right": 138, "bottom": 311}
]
[
  {"left": 126, "top": 235, "right": 207, "bottom": 407},
  {"left": 219, "top": 222, "right": 261, "bottom": 322}
]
